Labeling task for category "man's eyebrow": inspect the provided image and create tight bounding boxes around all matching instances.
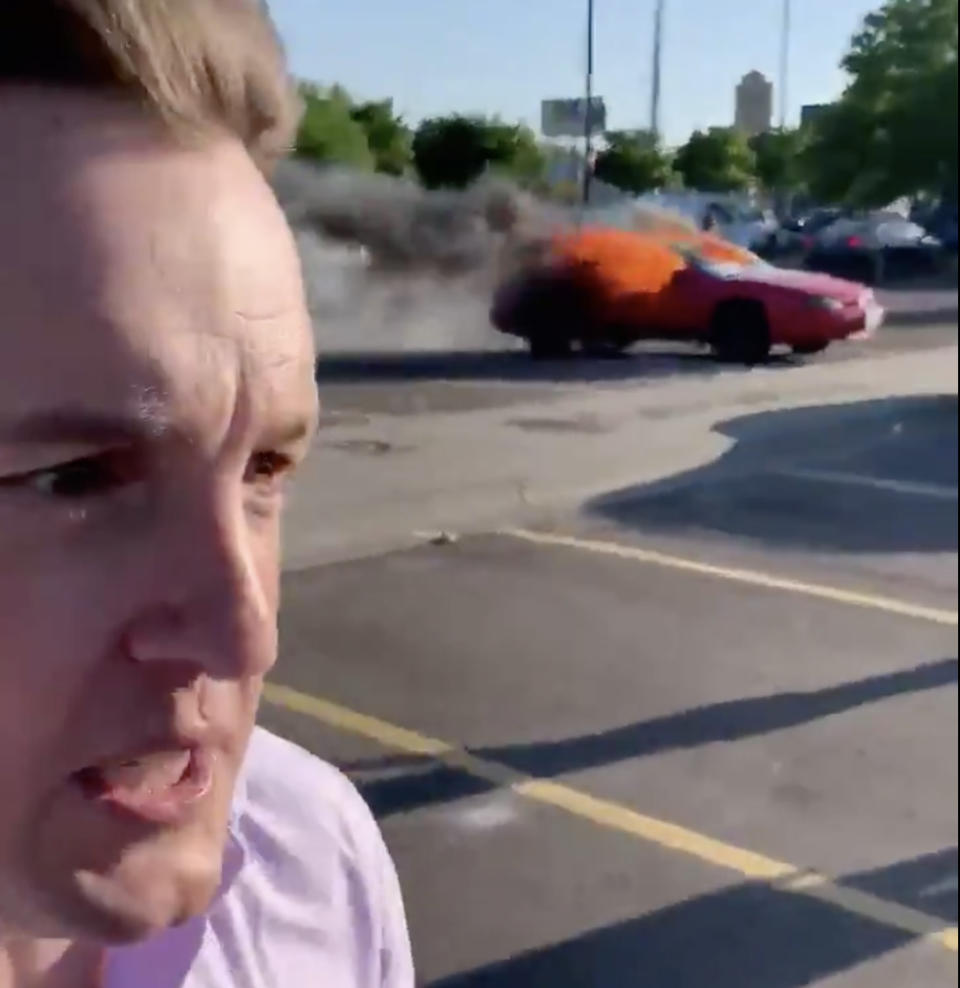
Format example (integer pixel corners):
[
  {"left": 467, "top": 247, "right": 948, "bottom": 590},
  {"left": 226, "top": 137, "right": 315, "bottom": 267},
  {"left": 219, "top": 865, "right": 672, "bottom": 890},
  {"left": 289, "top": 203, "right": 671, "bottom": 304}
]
[
  {"left": 1, "top": 406, "right": 318, "bottom": 451},
  {"left": 0, "top": 406, "right": 172, "bottom": 447}
]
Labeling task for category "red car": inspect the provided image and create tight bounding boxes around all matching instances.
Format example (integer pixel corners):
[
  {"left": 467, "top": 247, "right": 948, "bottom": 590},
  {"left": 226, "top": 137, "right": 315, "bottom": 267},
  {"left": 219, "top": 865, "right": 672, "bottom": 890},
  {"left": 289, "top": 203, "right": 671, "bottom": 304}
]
[{"left": 492, "top": 229, "right": 884, "bottom": 363}]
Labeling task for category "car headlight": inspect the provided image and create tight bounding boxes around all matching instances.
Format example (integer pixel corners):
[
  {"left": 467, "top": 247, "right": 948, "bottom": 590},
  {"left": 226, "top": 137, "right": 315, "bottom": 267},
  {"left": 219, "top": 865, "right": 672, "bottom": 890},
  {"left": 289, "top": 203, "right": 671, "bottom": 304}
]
[{"left": 807, "top": 296, "right": 845, "bottom": 312}]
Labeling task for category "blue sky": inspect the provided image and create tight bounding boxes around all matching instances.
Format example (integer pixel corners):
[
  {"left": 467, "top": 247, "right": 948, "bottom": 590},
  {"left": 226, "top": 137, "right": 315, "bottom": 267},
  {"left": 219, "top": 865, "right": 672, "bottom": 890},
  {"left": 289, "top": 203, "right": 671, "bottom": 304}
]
[{"left": 269, "top": 0, "right": 877, "bottom": 146}]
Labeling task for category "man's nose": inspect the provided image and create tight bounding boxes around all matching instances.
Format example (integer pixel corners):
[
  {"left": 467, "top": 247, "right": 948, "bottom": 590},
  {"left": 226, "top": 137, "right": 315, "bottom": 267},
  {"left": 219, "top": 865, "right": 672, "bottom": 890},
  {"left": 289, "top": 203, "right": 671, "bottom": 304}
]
[{"left": 122, "top": 496, "right": 278, "bottom": 681}]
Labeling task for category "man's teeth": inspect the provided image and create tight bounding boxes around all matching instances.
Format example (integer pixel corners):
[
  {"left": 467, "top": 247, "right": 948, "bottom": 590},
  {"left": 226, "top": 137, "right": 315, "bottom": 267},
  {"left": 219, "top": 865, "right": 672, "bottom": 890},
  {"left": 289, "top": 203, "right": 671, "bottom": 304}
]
[{"left": 97, "top": 750, "right": 191, "bottom": 793}]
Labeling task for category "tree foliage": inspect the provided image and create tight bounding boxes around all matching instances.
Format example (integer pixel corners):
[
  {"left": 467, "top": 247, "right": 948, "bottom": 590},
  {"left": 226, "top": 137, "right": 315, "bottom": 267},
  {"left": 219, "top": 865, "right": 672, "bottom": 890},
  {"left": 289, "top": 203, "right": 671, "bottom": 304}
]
[
  {"left": 483, "top": 120, "right": 546, "bottom": 185},
  {"left": 349, "top": 99, "right": 412, "bottom": 176},
  {"left": 803, "top": 0, "right": 958, "bottom": 205},
  {"left": 412, "top": 116, "right": 491, "bottom": 188},
  {"left": 672, "top": 127, "right": 756, "bottom": 192},
  {"left": 748, "top": 128, "right": 806, "bottom": 193},
  {"left": 593, "top": 130, "right": 673, "bottom": 194},
  {"left": 412, "top": 115, "right": 545, "bottom": 189},
  {"left": 295, "top": 83, "right": 374, "bottom": 170}
]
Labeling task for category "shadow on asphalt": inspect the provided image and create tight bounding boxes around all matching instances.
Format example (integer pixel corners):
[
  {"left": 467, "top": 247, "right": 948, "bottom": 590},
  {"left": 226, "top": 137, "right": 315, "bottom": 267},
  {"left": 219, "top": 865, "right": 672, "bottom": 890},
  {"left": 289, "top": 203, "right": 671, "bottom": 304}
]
[
  {"left": 353, "top": 658, "right": 958, "bottom": 820},
  {"left": 471, "top": 657, "right": 958, "bottom": 779},
  {"left": 587, "top": 394, "right": 958, "bottom": 553},
  {"left": 315, "top": 348, "right": 804, "bottom": 386},
  {"left": 876, "top": 270, "right": 958, "bottom": 293},
  {"left": 885, "top": 305, "right": 959, "bottom": 328},
  {"left": 426, "top": 849, "right": 956, "bottom": 988}
]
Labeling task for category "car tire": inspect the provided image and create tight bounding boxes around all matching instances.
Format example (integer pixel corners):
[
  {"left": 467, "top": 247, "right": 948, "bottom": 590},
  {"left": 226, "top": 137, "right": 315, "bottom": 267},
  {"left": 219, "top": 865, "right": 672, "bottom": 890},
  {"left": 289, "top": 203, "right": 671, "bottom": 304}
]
[
  {"left": 528, "top": 334, "right": 573, "bottom": 360},
  {"left": 710, "top": 300, "right": 771, "bottom": 365},
  {"left": 493, "top": 266, "right": 593, "bottom": 361},
  {"left": 580, "top": 332, "right": 631, "bottom": 359},
  {"left": 792, "top": 341, "right": 829, "bottom": 356}
]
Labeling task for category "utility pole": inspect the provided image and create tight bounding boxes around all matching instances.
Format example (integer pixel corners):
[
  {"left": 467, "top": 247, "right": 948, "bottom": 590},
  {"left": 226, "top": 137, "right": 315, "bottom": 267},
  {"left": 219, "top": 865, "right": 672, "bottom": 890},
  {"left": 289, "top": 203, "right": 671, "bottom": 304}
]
[
  {"left": 778, "top": 0, "right": 790, "bottom": 128},
  {"left": 650, "top": 0, "right": 665, "bottom": 139},
  {"left": 582, "top": 0, "right": 595, "bottom": 207}
]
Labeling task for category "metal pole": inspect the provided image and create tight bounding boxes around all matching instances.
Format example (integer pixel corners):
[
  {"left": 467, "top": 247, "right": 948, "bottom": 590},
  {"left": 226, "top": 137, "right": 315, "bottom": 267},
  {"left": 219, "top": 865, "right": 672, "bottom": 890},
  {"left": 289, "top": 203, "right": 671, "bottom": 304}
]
[
  {"left": 650, "top": 0, "right": 665, "bottom": 139},
  {"left": 779, "top": 0, "right": 790, "bottom": 128},
  {"left": 582, "top": 0, "right": 595, "bottom": 207}
]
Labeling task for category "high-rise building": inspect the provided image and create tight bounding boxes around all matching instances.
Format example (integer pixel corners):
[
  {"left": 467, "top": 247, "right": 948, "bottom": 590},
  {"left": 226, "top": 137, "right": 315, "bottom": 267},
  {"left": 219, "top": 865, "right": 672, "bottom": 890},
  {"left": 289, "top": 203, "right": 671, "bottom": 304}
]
[{"left": 734, "top": 71, "right": 773, "bottom": 136}]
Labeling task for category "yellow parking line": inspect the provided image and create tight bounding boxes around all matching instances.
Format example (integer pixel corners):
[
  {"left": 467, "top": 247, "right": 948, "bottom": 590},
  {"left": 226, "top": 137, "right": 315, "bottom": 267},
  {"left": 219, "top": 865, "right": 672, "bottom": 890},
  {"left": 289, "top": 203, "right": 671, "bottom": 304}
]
[
  {"left": 502, "top": 529, "right": 959, "bottom": 627},
  {"left": 263, "top": 682, "right": 452, "bottom": 757},
  {"left": 262, "top": 682, "right": 959, "bottom": 953}
]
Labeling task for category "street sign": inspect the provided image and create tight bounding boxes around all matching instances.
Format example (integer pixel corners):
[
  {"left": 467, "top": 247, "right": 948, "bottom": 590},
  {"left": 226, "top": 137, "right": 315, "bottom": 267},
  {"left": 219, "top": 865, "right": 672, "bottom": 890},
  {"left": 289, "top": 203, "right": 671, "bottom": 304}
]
[{"left": 541, "top": 97, "right": 606, "bottom": 138}]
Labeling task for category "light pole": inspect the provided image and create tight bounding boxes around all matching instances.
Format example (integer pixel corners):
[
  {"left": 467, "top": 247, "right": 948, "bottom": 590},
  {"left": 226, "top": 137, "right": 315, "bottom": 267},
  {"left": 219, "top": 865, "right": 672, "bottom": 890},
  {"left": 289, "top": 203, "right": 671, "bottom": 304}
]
[
  {"left": 650, "top": 0, "right": 665, "bottom": 139},
  {"left": 582, "top": 0, "right": 595, "bottom": 207},
  {"left": 779, "top": 0, "right": 790, "bottom": 128}
]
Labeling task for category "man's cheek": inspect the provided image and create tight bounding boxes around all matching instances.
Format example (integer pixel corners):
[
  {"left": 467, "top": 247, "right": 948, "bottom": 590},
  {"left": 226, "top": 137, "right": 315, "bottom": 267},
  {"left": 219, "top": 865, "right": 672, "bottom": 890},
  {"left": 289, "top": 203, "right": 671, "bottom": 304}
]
[{"left": 0, "top": 561, "right": 125, "bottom": 683}]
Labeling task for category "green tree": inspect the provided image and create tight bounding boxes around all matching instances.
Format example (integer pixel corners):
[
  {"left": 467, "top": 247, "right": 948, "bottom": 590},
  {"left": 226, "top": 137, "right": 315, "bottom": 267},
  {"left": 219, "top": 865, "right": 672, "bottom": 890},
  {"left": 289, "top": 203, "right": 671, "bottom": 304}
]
[
  {"left": 294, "top": 83, "right": 374, "bottom": 169},
  {"left": 803, "top": 0, "right": 958, "bottom": 205},
  {"left": 748, "top": 128, "right": 805, "bottom": 194},
  {"left": 673, "top": 127, "right": 756, "bottom": 192},
  {"left": 413, "top": 115, "right": 545, "bottom": 189},
  {"left": 412, "top": 116, "right": 490, "bottom": 188},
  {"left": 800, "top": 101, "right": 877, "bottom": 204},
  {"left": 349, "top": 99, "right": 413, "bottom": 176},
  {"left": 483, "top": 120, "right": 546, "bottom": 186},
  {"left": 593, "top": 130, "right": 673, "bottom": 194}
]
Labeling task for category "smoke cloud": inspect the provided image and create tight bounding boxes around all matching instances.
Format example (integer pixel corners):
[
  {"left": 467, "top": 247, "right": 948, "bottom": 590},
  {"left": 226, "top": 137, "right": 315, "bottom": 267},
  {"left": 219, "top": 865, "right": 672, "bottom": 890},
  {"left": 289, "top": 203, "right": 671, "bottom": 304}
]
[
  {"left": 271, "top": 160, "right": 697, "bottom": 353},
  {"left": 272, "top": 160, "right": 564, "bottom": 352}
]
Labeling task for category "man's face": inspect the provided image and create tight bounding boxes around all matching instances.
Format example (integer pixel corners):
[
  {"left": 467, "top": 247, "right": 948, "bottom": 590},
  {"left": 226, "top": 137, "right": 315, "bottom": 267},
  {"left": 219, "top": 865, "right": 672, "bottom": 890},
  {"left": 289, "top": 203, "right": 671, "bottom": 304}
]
[{"left": 0, "top": 91, "right": 317, "bottom": 942}]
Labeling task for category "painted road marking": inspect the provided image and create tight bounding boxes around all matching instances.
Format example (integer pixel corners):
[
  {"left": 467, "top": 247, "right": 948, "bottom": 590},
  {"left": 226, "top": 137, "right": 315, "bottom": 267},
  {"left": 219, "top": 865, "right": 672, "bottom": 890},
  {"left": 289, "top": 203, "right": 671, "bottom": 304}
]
[
  {"left": 502, "top": 529, "right": 959, "bottom": 627},
  {"left": 778, "top": 467, "right": 958, "bottom": 501},
  {"left": 262, "top": 681, "right": 959, "bottom": 953}
]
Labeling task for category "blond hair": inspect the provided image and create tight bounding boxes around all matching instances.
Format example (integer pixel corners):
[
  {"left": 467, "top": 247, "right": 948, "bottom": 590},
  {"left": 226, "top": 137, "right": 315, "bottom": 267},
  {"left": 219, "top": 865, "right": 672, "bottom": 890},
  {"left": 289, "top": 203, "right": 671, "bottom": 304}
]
[{"left": 0, "top": 0, "right": 300, "bottom": 172}]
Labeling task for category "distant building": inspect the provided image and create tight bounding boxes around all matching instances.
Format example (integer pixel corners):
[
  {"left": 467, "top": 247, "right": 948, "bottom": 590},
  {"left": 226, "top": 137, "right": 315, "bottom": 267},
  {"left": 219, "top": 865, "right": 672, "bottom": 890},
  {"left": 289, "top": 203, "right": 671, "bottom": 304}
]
[
  {"left": 734, "top": 71, "right": 773, "bottom": 137},
  {"left": 800, "top": 103, "right": 831, "bottom": 128}
]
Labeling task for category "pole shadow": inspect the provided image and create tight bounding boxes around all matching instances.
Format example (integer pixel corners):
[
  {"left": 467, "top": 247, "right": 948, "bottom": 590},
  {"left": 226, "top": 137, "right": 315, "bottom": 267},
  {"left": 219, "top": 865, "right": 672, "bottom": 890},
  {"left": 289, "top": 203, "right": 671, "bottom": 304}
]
[
  {"left": 353, "top": 658, "right": 957, "bottom": 819},
  {"left": 426, "top": 849, "right": 957, "bottom": 987}
]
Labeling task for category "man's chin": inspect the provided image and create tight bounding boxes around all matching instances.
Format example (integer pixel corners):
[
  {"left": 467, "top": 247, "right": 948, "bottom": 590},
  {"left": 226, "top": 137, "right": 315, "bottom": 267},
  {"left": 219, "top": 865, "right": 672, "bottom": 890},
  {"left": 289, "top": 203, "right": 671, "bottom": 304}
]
[{"left": 66, "top": 840, "right": 225, "bottom": 944}]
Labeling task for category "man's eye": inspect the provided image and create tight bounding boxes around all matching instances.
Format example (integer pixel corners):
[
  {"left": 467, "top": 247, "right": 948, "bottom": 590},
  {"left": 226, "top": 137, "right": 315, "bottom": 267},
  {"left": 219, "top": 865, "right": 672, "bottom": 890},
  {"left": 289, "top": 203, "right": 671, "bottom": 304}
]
[
  {"left": 245, "top": 451, "right": 293, "bottom": 486},
  {"left": 22, "top": 452, "right": 136, "bottom": 500}
]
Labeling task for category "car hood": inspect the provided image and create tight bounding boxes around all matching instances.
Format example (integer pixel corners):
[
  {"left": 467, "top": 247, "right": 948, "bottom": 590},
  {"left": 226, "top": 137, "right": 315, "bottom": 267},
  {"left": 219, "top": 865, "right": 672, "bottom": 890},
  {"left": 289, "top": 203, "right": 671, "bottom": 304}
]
[{"left": 734, "top": 265, "right": 867, "bottom": 303}]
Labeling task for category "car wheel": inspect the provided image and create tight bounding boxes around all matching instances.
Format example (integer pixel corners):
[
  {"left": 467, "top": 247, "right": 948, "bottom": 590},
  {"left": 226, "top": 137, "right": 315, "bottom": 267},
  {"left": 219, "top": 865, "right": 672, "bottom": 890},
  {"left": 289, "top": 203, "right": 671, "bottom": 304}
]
[
  {"left": 528, "top": 334, "right": 573, "bottom": 360},
  {"left": 792, "top": 341, "right": 829, "bottom": 356},
  {"left": 580, "top": 343, "right": 628, "bottom": 359},
  {"left": 494, "top": 266, "right": 592, "bottom": 361},
  {"left": 710, "top": 300, "right": 771, "bottom": 365}
]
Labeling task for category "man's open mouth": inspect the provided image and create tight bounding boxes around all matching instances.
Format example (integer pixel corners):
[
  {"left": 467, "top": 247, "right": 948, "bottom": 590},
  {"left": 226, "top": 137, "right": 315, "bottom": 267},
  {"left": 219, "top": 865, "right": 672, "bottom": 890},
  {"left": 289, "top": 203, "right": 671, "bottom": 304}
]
[{"left": 73, "top": 747, "right": 214, "bottom": 824}]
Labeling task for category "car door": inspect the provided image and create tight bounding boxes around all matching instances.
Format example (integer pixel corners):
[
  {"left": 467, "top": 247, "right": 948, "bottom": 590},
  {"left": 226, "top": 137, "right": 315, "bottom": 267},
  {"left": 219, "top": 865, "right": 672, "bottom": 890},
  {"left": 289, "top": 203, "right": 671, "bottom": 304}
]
[{"left": 654, "top": 264, "right": 716, "bottom": 337}]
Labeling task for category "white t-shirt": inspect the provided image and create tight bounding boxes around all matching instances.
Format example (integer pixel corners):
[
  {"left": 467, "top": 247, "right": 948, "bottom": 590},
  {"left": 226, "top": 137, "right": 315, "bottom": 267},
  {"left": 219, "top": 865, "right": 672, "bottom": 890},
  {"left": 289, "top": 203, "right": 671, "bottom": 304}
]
[{"left": 104, "top": 728, "right": 414, "bottom": 987}]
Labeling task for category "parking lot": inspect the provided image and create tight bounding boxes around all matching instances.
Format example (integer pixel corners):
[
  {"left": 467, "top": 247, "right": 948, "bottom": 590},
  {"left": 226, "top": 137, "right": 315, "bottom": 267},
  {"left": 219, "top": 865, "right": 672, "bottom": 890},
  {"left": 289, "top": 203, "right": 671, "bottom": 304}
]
[{"left": 261, "top": 388, "right": 957, "bottom": 986}]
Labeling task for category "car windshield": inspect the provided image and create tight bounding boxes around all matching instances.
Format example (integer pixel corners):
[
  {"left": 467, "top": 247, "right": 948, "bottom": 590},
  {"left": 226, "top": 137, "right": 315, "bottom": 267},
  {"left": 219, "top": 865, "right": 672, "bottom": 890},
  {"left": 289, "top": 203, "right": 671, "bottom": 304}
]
[{"left": 683, "top": 251, "right": 769, "bottom": 278}]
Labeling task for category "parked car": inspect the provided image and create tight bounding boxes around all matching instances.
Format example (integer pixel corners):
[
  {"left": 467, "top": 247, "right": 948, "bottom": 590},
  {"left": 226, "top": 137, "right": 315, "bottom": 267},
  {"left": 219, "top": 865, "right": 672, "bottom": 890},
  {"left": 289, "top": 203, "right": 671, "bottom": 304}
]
[
  {"left": 804, "top": 213, "right": 942, "bottom": 282},
  {"left": 638, "top": 193, "right": 781, "bottom": 254},
  {"left": 781, "top": 208, "right": 845, "bottom": 248},
  {"left": 491, "top": 228, "right": 883, "bottom": 364},
  {"left": 925, "top": 207, "right": 958, "bottom": 252}
]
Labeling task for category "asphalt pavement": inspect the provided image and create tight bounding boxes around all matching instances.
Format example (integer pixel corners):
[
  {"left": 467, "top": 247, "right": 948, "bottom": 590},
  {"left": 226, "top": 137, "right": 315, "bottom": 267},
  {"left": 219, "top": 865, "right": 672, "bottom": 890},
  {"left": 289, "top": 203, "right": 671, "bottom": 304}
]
[
  {"left": 261, "top": 379, "right": 959, "bottom": 986},
  {"left": 314, "top": 318, "right": 956, "bottom": 421}
]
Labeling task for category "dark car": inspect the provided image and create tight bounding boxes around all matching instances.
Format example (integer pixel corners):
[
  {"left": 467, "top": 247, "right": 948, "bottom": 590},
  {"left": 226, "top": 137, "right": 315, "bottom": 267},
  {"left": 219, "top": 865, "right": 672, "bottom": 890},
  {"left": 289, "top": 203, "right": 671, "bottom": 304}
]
[
  {"left": 804, "top": 213, "right": 942, "bottom": 283},
  {"left": 784, "top": 208, "right": 845, "bottom": 240},
  {"left": 927, "top": 208, "right": 958, "bottom": 252}
]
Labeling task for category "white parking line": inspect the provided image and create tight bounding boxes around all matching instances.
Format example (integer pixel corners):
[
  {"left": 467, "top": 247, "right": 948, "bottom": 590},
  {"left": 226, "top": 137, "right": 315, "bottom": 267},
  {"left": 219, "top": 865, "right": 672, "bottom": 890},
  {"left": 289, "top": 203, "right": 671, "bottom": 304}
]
[
  {"left": 777, "top": 467, "right": 958, "bottom": 501},
  {"left": 502, "top": 529, "right": 959, "bottom": 626}
]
